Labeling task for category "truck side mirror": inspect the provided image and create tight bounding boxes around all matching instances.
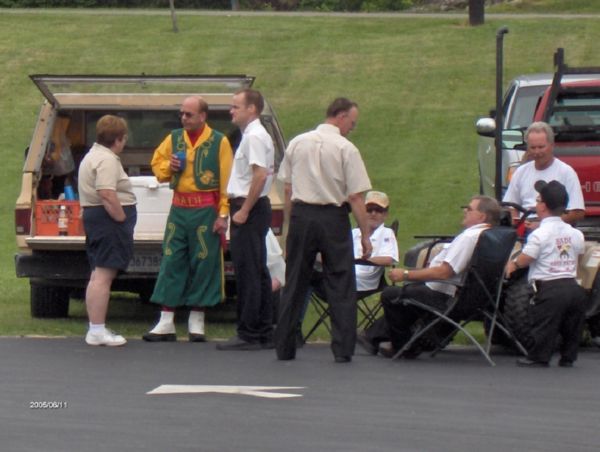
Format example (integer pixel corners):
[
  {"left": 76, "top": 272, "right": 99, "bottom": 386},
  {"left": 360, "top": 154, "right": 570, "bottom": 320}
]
[{"left": 476, "top": 117, "right": 496, "bottom": 137}]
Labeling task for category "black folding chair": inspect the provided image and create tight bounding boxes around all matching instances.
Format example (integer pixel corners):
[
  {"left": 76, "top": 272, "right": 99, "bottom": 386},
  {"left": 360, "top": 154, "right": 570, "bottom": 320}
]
[
  {"left": 302, "top": 220, "right": 399, "bottom": 342},
  {"left": 391, "top": 226, "right": 526, "bottom": 366}
]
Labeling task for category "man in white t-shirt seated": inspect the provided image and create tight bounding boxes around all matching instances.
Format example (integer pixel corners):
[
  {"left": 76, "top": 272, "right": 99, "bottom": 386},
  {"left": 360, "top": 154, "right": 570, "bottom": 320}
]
[
  {"left": 503, "top": 121, "right": 585, "bottom": 228},
  {"left": 352, "top": 190, "right": 399, "bottom": 291}
]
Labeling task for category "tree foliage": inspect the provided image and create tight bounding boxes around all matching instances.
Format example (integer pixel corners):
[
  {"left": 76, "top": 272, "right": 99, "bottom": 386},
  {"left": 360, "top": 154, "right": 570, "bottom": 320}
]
[{"left": 0, "top": 0, "right": 414, "bottom": 11}]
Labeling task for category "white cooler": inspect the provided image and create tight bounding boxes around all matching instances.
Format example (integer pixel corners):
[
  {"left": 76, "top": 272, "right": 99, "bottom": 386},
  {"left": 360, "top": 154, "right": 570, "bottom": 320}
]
[{"left": 130, "top": 176, "right": 173, "bottom": 235}]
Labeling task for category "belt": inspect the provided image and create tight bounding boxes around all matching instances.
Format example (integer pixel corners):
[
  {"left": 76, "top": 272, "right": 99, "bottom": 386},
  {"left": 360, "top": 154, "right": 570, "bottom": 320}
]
[
  {"left": 533, "top": 278, "right": 575, "bottom": 290},
  {"left": 172, "top": 191, "right": 218, "bottom": 209},
  {"left": 229, "top": 197, "right": 246, "bottom": 206},
  {"left": 293, "top": 201, "right": 350, "bottom": 211},
  {"left": 229, "top": 196, "right": 269, "bottom": 207}
]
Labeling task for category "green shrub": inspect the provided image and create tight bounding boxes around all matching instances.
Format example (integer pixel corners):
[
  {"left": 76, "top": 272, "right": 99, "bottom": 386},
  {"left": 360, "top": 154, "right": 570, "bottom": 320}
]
[
  {"left": 0, "top": 0, "right": 231, "bottom": 8},
  {"left": 361, "top": 0, "right": 412, "bottom": 11}
]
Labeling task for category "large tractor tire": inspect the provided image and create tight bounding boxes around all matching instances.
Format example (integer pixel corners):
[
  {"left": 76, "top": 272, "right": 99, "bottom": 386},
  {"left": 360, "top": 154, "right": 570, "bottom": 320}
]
[
  {"left": 30, "top": 283, "right": 70, "bottom": 318},
  {"left": 502, "top": 276, "right": 535, "bottom": 351}
]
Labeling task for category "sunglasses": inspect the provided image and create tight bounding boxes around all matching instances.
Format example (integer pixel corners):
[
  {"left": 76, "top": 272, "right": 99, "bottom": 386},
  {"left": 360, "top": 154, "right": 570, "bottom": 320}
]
[{"left": 366, "top": 206, "right": 387, "bottom": 214}]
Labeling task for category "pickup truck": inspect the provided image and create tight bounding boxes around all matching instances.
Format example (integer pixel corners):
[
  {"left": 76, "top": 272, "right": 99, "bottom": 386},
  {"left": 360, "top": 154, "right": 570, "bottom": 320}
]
[
  {"left": 14, "top": 75, "right": 287, "bottom": 318},
  {"left": 476, "top": 73, "right": 596, "bottom": 199},
  {"left": 533, "top": 78, "right": 600, "bottom": 230},
  {"left": 476, "top": 49, "right": 600, "bottom": 346}
]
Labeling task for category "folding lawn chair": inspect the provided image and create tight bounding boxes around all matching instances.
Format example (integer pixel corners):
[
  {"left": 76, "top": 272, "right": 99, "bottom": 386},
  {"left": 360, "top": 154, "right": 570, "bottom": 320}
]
[
  {"left": 391, "top": 226, "right": 527, "bottom": 366},
  {"left": 302, "top": 220, "right": 399, "bottom": 343}
]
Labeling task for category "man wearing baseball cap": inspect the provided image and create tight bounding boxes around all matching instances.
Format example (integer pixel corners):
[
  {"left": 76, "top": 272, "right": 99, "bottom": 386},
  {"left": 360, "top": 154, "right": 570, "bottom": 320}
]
[
  {"left": 506, "top": 180, "right": 587, "bottom": 367},
  {"left": 353, "top": 191, "right": 399, "bottom": 291}
]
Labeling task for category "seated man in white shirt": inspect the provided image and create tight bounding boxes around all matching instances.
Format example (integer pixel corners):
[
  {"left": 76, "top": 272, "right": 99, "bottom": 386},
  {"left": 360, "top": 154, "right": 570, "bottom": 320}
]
[
  {"left": 503, "top": 121, "right": 585, "bottom": 228},
  {"left": 358, "top": 195, "right": 501, "bottom": 358}
]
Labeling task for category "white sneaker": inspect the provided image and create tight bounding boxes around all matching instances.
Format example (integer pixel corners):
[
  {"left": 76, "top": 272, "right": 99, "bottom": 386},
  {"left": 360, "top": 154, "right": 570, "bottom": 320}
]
[
  {"left": 592, "top": 336, "right": 600, "bottom": 348},
  {"left": 85, "top": 329, "right": 127, "bottom": 347}
]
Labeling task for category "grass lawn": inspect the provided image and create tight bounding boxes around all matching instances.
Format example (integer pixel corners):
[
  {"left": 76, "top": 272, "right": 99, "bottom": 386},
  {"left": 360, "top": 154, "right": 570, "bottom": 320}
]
[
  {"left": 487, "top": 0, "right": 600, "bottom": 14},
  {"left": 1, "top": 8, "right": 599, "bottom": 341}
]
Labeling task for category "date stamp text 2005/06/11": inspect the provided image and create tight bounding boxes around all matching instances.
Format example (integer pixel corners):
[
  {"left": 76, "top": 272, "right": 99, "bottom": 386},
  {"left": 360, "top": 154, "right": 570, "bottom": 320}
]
[{"left": 29, "top": 401, "right": 68, "bottom": 409}]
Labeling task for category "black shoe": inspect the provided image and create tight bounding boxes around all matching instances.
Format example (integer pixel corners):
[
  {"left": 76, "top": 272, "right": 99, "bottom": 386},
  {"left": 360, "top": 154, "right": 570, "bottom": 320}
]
[
  {"left": 216, "top": 336, "right": 261, "bottom": 351},
  {"left": 142, "top": 332, "right": 177, "bottom": 342},
  {"left": 334, "top": 355, "right": 352, "bottom": 363},
  {"left": 402, "top": 344, "right": 423, "bottom": 360},
  {"left": 516, "top": 357, "right": 549, "bottom": 368},
  {"left": 356, "top": 331, "right": 377, "bottom": 355},
  {"left": 277, "top": 354, "right": 296, "bottom": 361},
  {"left": 558, "top": 358, "right": 574, "bottom": 368},
  {"left": 188, "top": 333, "right": 206, "bottom": 343}
]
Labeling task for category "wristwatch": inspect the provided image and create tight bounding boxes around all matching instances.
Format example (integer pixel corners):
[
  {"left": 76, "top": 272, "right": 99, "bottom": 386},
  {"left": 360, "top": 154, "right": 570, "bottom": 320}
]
[{"left": 403, "top": 269, "right": 410, "bottom": 281}]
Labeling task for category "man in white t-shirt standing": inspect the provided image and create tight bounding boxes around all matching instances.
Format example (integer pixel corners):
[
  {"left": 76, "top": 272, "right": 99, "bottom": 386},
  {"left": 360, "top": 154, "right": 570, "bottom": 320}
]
[
  {"left": 503, "top": 121, "right": 585, "bottom": 228},
  {"left": 217, "top": 89, "right": 275, "bottom": 351},
  {"left": 353, "top": 191, "right": 399, "bottom": 291},
  {"left": 506, "top": 180, "right": 586, "bottom": 368}
]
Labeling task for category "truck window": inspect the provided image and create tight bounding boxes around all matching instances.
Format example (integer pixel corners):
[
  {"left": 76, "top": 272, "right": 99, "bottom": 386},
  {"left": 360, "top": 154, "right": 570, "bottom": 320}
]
[{"left": 507, "top": 85, "right": 548, "bottom": 129}]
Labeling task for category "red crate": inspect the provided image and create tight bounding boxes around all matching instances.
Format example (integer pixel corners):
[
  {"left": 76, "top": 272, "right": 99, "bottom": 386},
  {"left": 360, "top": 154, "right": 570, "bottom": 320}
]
[{"left": 35, "top": 200, "right": 84, "bottom": 236}]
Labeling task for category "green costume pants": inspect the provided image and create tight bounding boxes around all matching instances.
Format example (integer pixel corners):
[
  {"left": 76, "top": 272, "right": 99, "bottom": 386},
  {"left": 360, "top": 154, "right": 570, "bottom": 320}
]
[{"left": 151, "top": 205, "right": 223, "bottom": 308}]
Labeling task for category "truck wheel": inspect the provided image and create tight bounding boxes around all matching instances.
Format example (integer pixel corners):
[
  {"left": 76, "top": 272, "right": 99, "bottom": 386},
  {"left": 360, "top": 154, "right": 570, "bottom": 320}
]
[
  {"left": 502, "top": 276, "right": 534, "bottom": 351},
  {"left": 30, "top": 283, "right": 70, "bottom": 318}
]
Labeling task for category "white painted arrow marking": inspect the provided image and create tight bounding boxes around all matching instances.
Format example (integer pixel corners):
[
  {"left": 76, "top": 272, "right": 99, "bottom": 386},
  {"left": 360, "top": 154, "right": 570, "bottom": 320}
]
[{"left": 146, "top": 385, "right": 305, "bottom": 399}]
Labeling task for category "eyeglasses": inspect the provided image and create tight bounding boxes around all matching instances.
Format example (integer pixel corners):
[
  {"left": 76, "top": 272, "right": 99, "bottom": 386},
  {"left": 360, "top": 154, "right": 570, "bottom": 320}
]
[
  {"left": 179, "top": 111, "right": 195, "bottom": 118},
  {"left": 366, "top": 206, "right": 387, "bottom": 214}
]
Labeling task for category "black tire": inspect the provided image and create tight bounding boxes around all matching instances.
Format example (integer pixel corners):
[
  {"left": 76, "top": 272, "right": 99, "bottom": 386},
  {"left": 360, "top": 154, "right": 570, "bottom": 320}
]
[
  {"left": 502, "top": 276, "right": 535, "bottom": 351},
  {"left": 30, "top": 283, "right": 70, "bottom": 318}
]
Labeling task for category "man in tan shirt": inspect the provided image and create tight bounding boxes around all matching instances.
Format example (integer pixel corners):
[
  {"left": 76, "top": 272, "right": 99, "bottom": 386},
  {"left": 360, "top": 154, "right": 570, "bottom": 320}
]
[{"left": 275, "top": 97, "right": 372, "bottom": 363}]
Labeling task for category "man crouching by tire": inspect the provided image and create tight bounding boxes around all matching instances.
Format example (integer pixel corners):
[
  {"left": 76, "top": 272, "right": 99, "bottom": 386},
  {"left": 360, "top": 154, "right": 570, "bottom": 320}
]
[{"left": 506, "top": 180, "right": 586, "bottom": 368}]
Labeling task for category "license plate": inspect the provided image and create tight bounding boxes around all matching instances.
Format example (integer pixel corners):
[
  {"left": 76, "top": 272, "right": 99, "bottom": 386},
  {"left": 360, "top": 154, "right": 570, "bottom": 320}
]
[{"left": 127, "top": 252, "right": 162, "bottom": 273}]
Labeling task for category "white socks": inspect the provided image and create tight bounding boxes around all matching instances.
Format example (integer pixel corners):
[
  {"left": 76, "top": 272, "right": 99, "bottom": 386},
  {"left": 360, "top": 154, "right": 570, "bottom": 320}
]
[
  {"left": 149, "top": 310, "right": 176, "bottom": 335},
  {"left": 188, "top": 310, "right": 205, "bottom": 335}
]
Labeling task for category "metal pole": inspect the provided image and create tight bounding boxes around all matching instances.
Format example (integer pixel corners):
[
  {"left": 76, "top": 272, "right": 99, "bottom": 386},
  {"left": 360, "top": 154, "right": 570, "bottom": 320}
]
[{"left": 494, "top": 27, "right": 509, "bottom": 201}]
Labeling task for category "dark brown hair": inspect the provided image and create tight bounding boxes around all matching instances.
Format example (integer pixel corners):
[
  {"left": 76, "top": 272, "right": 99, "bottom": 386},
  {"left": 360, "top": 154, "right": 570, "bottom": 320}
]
[
  {"left": 326, "top": 97, "right": 358, "bottom": 118},
  {"left": 236, "top": 89, "right": 264, "bottom": 114}
]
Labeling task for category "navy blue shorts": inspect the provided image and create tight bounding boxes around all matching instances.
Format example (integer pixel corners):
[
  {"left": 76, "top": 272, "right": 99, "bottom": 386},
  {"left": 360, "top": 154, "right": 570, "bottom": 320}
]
[{"left": 83, "top": 205, "right": 137, "bottom": 271}]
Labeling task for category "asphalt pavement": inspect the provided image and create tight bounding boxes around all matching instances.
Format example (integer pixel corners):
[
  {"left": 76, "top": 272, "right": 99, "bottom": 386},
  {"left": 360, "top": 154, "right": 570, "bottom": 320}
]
[{"left": 2, "top": 337, "right": 600, "bottom": 452}]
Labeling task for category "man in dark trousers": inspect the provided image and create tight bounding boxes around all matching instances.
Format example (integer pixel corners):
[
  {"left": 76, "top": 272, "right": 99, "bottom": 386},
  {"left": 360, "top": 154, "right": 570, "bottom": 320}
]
[
  {"left": 506, "top": 180, "right": 586, "bottom": 367},
  {"left": 217, "top": 89, "right": 275, "bottom": 351},
  {"left": 275, "top": 97, "right": 372, "bottom": 363}
]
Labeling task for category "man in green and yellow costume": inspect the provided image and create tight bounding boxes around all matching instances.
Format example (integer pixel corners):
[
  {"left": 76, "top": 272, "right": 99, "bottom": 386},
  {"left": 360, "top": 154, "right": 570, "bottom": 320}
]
[{"left": 143, "top": 96, "right": 233, "bottom": 342}]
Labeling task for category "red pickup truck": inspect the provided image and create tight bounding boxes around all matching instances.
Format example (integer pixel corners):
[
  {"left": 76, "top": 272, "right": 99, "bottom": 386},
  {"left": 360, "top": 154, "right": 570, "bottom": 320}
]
[{"left": 533, "top": 78, "right": 600, "bottom": 223}]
